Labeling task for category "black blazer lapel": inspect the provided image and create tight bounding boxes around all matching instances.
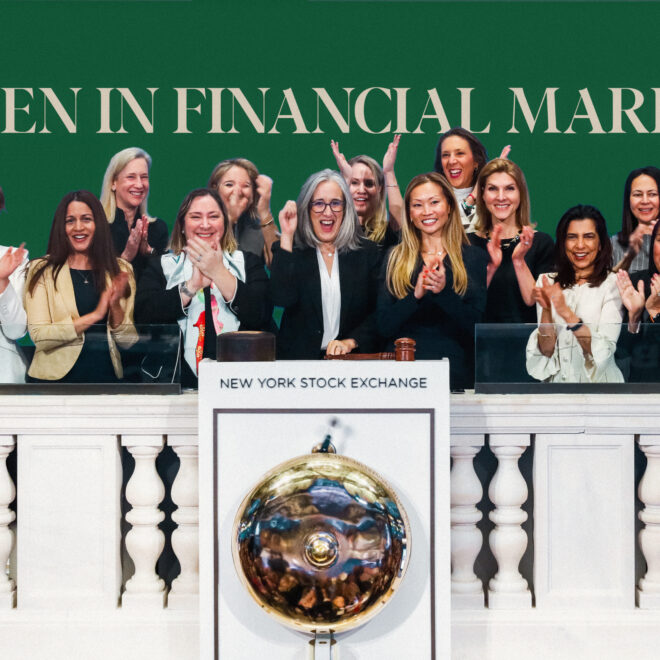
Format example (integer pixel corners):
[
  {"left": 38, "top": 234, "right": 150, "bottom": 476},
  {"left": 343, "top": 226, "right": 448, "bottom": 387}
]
[{"left": 302, "top": 248, "right": 324, "bottom": 327}]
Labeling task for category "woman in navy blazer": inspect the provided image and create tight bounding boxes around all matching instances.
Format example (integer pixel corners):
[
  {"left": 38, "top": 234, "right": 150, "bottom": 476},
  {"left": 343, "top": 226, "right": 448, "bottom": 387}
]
[{"left": 270, "top": 169, "right": 382, "bottom": 359}]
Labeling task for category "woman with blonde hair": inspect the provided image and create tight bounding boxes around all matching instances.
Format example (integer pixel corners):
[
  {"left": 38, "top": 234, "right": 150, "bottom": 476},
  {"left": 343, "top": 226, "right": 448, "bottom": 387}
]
[
  {"left": 331, "top": 136, "right": 403, "bottom": 247},
  {"left": 469, "top": 158, "right": 554, "bottom": 323},
  {"left": 207, "top": 157, "right": 277, "bottom": 265},
  {"left": 135, "top": 188, "right": 271, "bottom": 387},
  {"left": 377, "top": 172, "right": 487, "bottom": 389},
  {"left": 100, "top": 147, "right": 169, "bottom": 278}
]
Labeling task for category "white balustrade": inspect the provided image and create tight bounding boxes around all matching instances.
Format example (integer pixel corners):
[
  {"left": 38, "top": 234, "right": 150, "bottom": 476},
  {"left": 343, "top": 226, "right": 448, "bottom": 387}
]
[
  {"left": 168, "top": 434, "right": 199, "bottom": 610},
  {"left": 450, "top": 434, "right": 485, "bottom": 609},
  {"left": 637, "top": 434, "right": 660, "bottom": 609},
  {"left": 487, "top": 434, "right": 532, "bottom": 609},
  {"left": 121, "top": 434, "right": 166, "bottom": 608},
  {"left": 0, "top": 435, "right": 16, "bottom": 609}
]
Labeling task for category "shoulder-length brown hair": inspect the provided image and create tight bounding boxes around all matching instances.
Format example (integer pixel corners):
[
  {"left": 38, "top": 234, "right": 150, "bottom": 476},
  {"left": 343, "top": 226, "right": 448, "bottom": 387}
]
[
  {"left": 555, "top": 204, "right": 612, "bottom": 289},
  {"left": 169, "top": 188, "right": 236, "bottom": 255},
  {"left": 386, "top": 172, "right": 468, "bottom": 299},
  {"left": 474, "top": 158, "right": 531, "bottom": 235},
  {"left": 28, "top": 190, "right": 119, "bottom": 295}
]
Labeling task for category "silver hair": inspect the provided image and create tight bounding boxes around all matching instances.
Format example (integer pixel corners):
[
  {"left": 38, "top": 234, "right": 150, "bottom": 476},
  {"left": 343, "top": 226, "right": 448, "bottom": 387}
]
[{"left": 295, "top": 169, "right": 362, "bottom": 252}]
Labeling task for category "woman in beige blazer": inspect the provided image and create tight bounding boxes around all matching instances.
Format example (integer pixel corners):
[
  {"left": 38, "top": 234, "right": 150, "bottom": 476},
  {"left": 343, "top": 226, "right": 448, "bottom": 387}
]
[{"left": 24, "top": 190, "right": 137, "bottom": 382}]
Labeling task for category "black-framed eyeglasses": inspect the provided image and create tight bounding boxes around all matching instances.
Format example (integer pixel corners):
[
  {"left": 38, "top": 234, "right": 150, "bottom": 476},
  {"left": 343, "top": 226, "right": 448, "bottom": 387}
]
[{"left": 310, "top": 199, "right": 344, "bottom": 214}]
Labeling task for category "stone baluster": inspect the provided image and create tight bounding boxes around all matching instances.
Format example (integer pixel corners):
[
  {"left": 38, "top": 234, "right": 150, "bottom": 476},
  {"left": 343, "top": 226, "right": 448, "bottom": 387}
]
[
  {"left": 451, "top": 434, "right": 485, "bottom": 608},
  {"left": 0, "top": 435, "right": 16, "bottom": 609},
  {"left": 637, "top": 435, "right": 660, "bottom": 609},
  {"left": 121, "top": 435, "right": 166, "bottom": 608},
  {"left": 487, "top": 434, "right": 532, "bottom": 609},
  {"left": 168, "top": 434, "right": 199, "bottom": 609}
]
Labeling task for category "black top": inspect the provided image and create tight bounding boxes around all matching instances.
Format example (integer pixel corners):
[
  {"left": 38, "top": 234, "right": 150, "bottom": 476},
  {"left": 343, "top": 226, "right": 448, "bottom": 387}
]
[
  {"left": 134, "top": 252, "right": 272, "bottom": 386},
  {"left": 269, "top": 238, "right": 383, "bottom": 360},
  {"left": 376, "top": 245, "right": 488, "bottom": 390},
  {"left": 110, "top": 208, "right": 169, "bottom": 280},
  {"left": 469, "top": 231, "right": 555, "bottom": 323},
  {"left": 134, "top": 252, "right": 272, "bottom": 328},
  {"left": 235, "top": 212, "right": 265, "bottom": 261},
  {"left": 62, "top": 269, "right": 116, "bottom": 383},
  {"left": 616, "top": 271, "right": 660, "bottom": 382}
]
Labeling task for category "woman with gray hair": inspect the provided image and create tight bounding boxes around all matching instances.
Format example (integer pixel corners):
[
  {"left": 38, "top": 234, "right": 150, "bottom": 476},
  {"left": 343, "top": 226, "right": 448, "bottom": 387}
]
[
  {"left": 270, "top": 169, "right": 383, "bottom": 359},
  {"left": 100, "top": 147, "right": 169, "bottom": 279}
]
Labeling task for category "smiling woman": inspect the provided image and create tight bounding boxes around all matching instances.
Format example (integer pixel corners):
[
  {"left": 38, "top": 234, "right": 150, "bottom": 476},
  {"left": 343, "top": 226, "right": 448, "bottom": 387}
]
[
  {"left": 526, "top": 204, "right": 624, "bottom": 383},
  {"left": 269, "top": 169, "right": 383, "bottom": 360},
  {"left": 134, "top": 188, "right": 272, "bottom": 387},
  {"left": 377, "top": 172, "right": 488, "bottom": 390},
  {"left": 24, "top": 190, "right": 137, "bottom": 383},
  {"left": 100, "top": 147, "right": 169, "bottom": 280}
]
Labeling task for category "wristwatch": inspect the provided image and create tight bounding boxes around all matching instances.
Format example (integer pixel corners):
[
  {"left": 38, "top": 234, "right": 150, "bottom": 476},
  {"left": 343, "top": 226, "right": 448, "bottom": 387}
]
[{"left": 179, "top": 281, "right": 197, "bottom": 298}]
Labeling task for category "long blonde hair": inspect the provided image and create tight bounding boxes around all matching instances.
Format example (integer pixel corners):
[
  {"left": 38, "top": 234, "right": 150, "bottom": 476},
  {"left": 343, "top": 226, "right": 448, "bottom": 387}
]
[
  {"left": 100, "top": 147, "right": 152, "bottom": 224},
  {"left": 386, "top": 172, "right": 468, "bottom": 299},
  {"left": 474, "top": 158, "right": 531, "bottom": 235},
  {"left": 348, "top": 155, "right": 387, "bottom": 244}
]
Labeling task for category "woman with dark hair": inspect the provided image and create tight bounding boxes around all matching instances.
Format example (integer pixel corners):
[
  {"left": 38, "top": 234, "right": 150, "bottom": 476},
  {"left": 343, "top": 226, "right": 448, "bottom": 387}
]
[
  {"left": 100, "top": 147, "right": 169, "bottom": 280},
  {"left": 611, "top": 166, "right": 660, "bottom": 273},
  {"left": 330, "top": 136, "right": 403, "bottom": 247},
  {"left": 615, "top": 220, "right": 660, "bottom": 381},
  {"left": 207, "top": 158, "right": 277, "bottom": 265},
  {"left": 0, "top": 185, "right": 29, "bottom": 383},
  {"left": 433, "top": 128, "right": 511, "bottom": 230},
  {"left": 24, "top": 190, "right": 136, "bottom": 382},
  {"left": 526, "top": 205, "right": 623, "bottom": 383},
  {"left": 135, "top": 188, "right": 270, "bottom": 387},
  {"left": 377, "top": 172, "right": 487, "bottom": 390},
  {"left": 270, "top": 169, "right": 382, "bottom": 359}
]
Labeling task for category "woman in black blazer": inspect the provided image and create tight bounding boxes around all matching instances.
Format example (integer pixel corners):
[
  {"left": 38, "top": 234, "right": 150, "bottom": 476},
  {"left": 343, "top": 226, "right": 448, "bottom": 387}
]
[{"left": 270, "top": 169, "right": 382, "bottom": 359}]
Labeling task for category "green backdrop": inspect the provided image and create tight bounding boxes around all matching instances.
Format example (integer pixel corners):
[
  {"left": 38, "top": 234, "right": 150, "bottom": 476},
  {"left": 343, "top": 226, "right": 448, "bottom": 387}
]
[{"left": 1, "top": 0, "right": 657, "bottom": 254}]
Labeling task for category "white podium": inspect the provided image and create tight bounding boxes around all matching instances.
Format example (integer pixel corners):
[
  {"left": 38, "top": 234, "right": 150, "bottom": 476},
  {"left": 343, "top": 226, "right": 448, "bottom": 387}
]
[{"left": 198, "top": 359, "right": 451, "bottom": 659}]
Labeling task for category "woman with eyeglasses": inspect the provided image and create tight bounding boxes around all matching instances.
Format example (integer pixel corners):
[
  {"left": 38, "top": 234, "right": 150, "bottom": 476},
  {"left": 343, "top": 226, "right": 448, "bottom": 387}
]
[
  {"left": 269, "top": 169, "right": 382, "bottom": 359},
  {"left": 611, "top": 166, "right": 660, "bottom": 274}
]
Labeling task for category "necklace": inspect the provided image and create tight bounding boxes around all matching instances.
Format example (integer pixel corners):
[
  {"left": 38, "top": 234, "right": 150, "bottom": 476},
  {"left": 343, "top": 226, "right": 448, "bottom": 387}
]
[
  {"left": 424, "top": 249, "right": 444, "bottom": 256},
  {"left": 71, "top": 269, "right": 91, "bottom": 285}
]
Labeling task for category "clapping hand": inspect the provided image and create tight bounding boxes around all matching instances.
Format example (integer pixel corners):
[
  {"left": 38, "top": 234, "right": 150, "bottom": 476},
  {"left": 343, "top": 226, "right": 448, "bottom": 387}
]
[
  {"left": 122, "top": 218, "right": 144, "bottom": 261},
  {"left": 487, "top": 224, "right": 503, "bottom": 270},
  {"left": 137, "top": 215, "right": 153, "bottom": 256},
  {"left": 646, "top": 273, "right": 660, "bottom": 319},
  {"left": 532, "top": 274, "right": 557, "bottom": 310},
  {"left": 616, "top": 270, "right": 645, "bottom": 322},
  {"left": 512, "top": 225, "right": 534, "bottom": 262},
  {"left": 0, "top": 243, "right": 26, "bottom": 281},
  {"left": 415, "top": 257, "right": 446, "bottom": 299},
  {"left": 185, "top": 236, "right": 224, "bottom": 283}
]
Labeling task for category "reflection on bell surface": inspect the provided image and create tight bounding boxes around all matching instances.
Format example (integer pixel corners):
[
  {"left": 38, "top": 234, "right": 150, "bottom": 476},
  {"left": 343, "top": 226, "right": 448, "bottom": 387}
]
[{"left": 232, "top": 448, "right": 411, "bottom": 635}]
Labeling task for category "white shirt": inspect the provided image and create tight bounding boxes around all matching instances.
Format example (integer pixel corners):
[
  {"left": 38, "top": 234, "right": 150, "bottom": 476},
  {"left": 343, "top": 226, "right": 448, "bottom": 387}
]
[
  {"left": 0, "top": 246, "right": 28, "bottom": 383},
  {"left": 316, "top": 248, "right": 341, "bottom": 350},
  {"left": 526, "top": 272, "right": 624, "bottom": 383}
]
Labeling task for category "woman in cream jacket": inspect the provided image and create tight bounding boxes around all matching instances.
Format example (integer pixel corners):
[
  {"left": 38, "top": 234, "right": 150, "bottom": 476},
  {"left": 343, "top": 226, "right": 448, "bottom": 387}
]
[{"left": 24, "top": 190, "right": 136, "bottom": 382}]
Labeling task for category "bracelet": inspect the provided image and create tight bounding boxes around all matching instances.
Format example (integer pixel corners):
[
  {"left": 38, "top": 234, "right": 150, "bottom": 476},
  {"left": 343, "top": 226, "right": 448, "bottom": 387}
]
[
  {"left": 261, "top": 218, "right": 274, "bottom": 228},
  {"left": 567, "top": 318, "right": 583, "bottom": 332},
  {"left": 179, "top": 281, "right": 197, "bottom": 298},
  {"left": 386, "top": 184, "right": 399, "bottom": 188}
]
